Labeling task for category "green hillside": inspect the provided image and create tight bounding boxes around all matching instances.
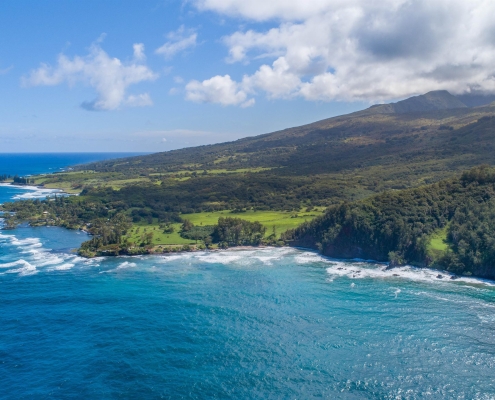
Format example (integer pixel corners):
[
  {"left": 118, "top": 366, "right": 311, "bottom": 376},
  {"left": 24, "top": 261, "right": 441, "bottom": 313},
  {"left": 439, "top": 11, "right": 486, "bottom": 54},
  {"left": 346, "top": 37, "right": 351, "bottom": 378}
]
[
  {"left": 31, "top": 91, "right": 495, "bottom": 213},
  {"left": 283, "top": 166, "right": 495, "bottom": 280}
]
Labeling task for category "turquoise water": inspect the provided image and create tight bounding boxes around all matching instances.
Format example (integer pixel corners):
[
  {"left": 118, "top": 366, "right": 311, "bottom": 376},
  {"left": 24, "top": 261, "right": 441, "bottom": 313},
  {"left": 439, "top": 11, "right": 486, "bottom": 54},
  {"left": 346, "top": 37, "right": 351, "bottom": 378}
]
[
  {"left": 0, "top": 223, "right": 494, "bottom": 398},
  {"left": 1, "top": 156, "right": 495, "bottom": 398}
]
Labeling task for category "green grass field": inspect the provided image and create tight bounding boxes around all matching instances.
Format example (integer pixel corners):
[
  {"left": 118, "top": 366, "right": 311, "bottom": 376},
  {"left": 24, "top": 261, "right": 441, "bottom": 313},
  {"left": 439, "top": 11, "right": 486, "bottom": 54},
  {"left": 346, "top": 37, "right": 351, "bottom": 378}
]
[
  {"left": 427, "top": 226, "right": 449, "bottom": 259},
  {"left": 125, "top": 223, "right": 195, "bottom": 246},
  {"left": 31, "top": 170, "right": 154, "bottom": 192},
  {"left": 123, "top": 208, "right": 325, "bottom": 246},
  {"left": 182, "top": 209, "right": 325, "bottom": 237},
  {"left": 34, "top": 181, "right": 82, "bottom": 194},
  {"left": 33, "top": 166, "right": 276, "bottom": 193}
]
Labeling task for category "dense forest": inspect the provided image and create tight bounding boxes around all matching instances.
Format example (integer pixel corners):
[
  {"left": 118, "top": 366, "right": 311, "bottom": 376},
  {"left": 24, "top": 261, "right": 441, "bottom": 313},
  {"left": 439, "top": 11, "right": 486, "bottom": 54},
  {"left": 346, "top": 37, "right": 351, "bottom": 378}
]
[
  {"left": 283, "top": 166, "right": 495, "bottom": 279},
  {"left": 78, "top": 173, "right": 343, "bottom": 213}
]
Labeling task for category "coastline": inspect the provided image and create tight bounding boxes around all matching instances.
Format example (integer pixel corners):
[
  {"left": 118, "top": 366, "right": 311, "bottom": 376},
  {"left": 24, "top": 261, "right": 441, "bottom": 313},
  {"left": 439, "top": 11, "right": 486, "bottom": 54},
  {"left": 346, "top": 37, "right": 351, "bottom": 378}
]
[
  {"left": 3, "top": 200, "right": 495, "bottom": 282},
  {"left": 2, "top": 212, "right": 495, "bottom": 288},
  {"left": 54, "top": 240, "right": 495, "bottom": 287},
  {"left": 0, "top": 182, "right": 69, "bottom": 201},
  {"left": 2, "top": 177, "right": 494, "bottom": 281}
]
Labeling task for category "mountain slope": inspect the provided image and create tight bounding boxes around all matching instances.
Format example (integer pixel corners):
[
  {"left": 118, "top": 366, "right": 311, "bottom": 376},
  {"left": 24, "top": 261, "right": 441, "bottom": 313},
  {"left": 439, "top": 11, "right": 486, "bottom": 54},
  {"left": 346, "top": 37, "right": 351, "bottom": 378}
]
[
  {"left": 80, "top": 92, "right": 494, "bottom": 177},
  {"left": 46, "top": 91, "right": 495, "bottom": 211},
  {"left": 366, "top": 90, "right": 467, "bottom": 114}
]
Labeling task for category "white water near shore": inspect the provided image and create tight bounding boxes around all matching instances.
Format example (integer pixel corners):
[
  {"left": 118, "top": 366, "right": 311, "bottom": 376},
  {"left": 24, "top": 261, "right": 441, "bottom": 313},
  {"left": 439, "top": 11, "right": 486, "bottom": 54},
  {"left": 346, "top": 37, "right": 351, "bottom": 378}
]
[
  {"left": 0, "top": 230, "right": 91, "bottom": 276},
  {"left": 1, "top": 224, "right": 494, "bottom": 290},
  {"left": 0, "top": 183, "right": 65, "bottom": 199},
  {"left": 0, "top": 183, "right": 67, "bottom": 203}
]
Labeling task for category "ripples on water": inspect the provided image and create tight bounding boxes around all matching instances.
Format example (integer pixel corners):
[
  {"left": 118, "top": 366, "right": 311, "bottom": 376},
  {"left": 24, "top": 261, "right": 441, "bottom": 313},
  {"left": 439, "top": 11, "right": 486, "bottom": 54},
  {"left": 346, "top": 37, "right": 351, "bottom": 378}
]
[{"left": 1, "top": 224, "right": 495, "bottom": 399}]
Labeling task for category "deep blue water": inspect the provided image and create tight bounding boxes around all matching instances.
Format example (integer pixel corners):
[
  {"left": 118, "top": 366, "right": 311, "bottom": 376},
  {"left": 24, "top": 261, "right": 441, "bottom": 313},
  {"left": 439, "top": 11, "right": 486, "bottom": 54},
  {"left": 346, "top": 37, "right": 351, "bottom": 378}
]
[
  {"left": 1, "top": 155, "right": 495, "bottom": 398},
  {"left": 0, "top": 152, "right": 146, "bottom": 204},
  {"left": 0, "top": 152, "right": 146, "bottom": 177}
]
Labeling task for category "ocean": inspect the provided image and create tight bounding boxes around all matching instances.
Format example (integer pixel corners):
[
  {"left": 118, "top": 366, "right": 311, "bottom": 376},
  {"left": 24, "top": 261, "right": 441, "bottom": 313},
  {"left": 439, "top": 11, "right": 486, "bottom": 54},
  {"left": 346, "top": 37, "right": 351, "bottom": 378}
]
[
  {"left": 1, "top": 155, "right": 495, "bottom": 398},
  {"left": 0, "top": 152, "right": 146, "bottom": 204},
  {"left": 0, "top": 152, "right": 147, "bottom": 177}
]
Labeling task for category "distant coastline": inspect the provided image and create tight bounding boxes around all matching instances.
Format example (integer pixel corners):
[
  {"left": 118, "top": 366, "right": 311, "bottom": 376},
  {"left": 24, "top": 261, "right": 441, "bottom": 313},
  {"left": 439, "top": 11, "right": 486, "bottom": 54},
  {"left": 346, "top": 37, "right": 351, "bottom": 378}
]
[
  {"left": 0, "top": 182, "right": 69, "bottom": 202},
  {"left": 0, "top": 152, "right": 149, "bottom": 177}
]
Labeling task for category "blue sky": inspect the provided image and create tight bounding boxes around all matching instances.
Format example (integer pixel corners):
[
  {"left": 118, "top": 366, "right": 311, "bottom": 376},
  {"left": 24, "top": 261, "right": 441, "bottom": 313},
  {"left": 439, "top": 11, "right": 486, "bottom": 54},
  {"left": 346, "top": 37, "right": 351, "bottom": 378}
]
[{"left": 1, "top": 0, "right": 494, "bottom": 152}]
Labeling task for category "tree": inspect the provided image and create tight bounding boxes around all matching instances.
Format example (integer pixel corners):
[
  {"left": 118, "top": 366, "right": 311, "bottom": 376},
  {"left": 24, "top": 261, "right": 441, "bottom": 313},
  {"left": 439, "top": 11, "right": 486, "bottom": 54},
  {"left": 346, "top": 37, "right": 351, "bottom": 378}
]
[
  {"left": 181, "top": 219, "right": 194, "bottom": 232},
  {"left": 212, "top": 217, "right": 266, "bottom": 246}
]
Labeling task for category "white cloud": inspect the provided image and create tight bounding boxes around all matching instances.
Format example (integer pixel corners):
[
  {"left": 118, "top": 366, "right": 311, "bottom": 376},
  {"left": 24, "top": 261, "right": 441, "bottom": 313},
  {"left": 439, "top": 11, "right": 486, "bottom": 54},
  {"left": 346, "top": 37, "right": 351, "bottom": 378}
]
[
  {"left": 0, "top": 65, "right": 13, "bottom": 75},
  {"left": 133, "top": 43, "right": 146, "bottom": 61},
  {"left": 192, "top": 0, "right": 495, "bottom": 103},
  {"left": 240, "top": 98, "right": 255, "bottom": 108},
  {"left": 125, "top": 93, "right": 153, "bottom": 107},
  {"left": 23, "top": 42, "right": 158, "bottom": 111},
  {"left": 155, "top": 26, "right": 197, "bottom": 59},
  {"left": 195, "top": 0, "right": 342, "bottom": 21},
  {"left": 185, "top": 74, "right": 253, "bottom": 107},
  {"left": 243, "top": 57, "right": 301, "bottom": 99}
]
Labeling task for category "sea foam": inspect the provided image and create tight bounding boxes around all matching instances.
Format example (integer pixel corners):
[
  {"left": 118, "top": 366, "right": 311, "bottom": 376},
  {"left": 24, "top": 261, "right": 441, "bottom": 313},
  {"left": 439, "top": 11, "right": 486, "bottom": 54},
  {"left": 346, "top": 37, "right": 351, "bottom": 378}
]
[
  {"left": 325, "top": 261, "right": 495, "bottom": 287},
  {"left": 0, "top": 230, "right": 86, "bottom": 275},
  {"left": 0, "top": 183, "right": 65, "bottom": 201}
]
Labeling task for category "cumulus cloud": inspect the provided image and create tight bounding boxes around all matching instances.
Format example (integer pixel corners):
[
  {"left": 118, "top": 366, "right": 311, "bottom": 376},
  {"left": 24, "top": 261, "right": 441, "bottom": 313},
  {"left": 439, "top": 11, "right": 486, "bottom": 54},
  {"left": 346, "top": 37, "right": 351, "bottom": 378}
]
[
  {"left": 192, "top": 0, "right": 495, "bottom": 104},
  {"left": 243, "top": 57, "right": 301, "bottom": 99},
  {"left": 155, "top": 26, "right": 197, "bottom": 58},
  {"left": 133, "top": 43, "right": 146, "bottom": 61},
  {"left": 195, "top": 0, "right": 340, "bottom": 21},
  {"left": 23, "top": 42, "right": 158, "bottom": 111},
  {"left": 185, "top": 74, "right": 254, "bottom": 107}
]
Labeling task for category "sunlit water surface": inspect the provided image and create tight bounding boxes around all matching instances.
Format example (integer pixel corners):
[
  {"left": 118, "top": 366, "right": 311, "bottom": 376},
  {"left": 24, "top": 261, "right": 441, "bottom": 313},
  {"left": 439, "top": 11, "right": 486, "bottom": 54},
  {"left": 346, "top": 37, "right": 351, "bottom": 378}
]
[{"left": 1, "top": 222, "right": 494, "bottom": 399}]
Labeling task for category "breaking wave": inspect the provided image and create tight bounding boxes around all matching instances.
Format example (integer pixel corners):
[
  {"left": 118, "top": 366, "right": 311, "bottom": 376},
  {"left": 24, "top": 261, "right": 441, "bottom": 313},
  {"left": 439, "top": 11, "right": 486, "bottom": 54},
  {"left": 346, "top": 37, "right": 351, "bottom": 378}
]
[
  {"left": 324, "top": 259, "right": 495, "bottom": 287},
  {"left": 0, "top": 230, "right": 88, "bottom": 276}
]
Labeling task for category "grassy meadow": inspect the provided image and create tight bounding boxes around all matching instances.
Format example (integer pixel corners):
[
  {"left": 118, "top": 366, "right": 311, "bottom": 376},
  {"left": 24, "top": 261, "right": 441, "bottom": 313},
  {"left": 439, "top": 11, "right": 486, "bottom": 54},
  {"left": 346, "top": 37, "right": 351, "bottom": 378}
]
[
  {"left": 123, "top": 208, "right": 326, "bottom": 247},
  {"left": 182, "top": 209, "right": 325, "bottom": 235},
  {"left": 125, "top": 223, "right": 195, "bottom": 246},
  {"left": 426, "top": 226, "right": 449, "bottom": 261}
]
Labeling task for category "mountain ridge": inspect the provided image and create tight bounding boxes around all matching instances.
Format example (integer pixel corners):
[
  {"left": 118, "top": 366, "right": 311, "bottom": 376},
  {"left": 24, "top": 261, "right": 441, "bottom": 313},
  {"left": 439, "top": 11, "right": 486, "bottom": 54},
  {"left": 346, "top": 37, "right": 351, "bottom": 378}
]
[
  {"left": 77, "top": 92, "right": 495, "bottom": 177},
  {"left": 364, "top": 90, "right": 467, "bottom": 114},
  {"left": 77, "top": 90, "right": 492, "bottom": 174}
]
